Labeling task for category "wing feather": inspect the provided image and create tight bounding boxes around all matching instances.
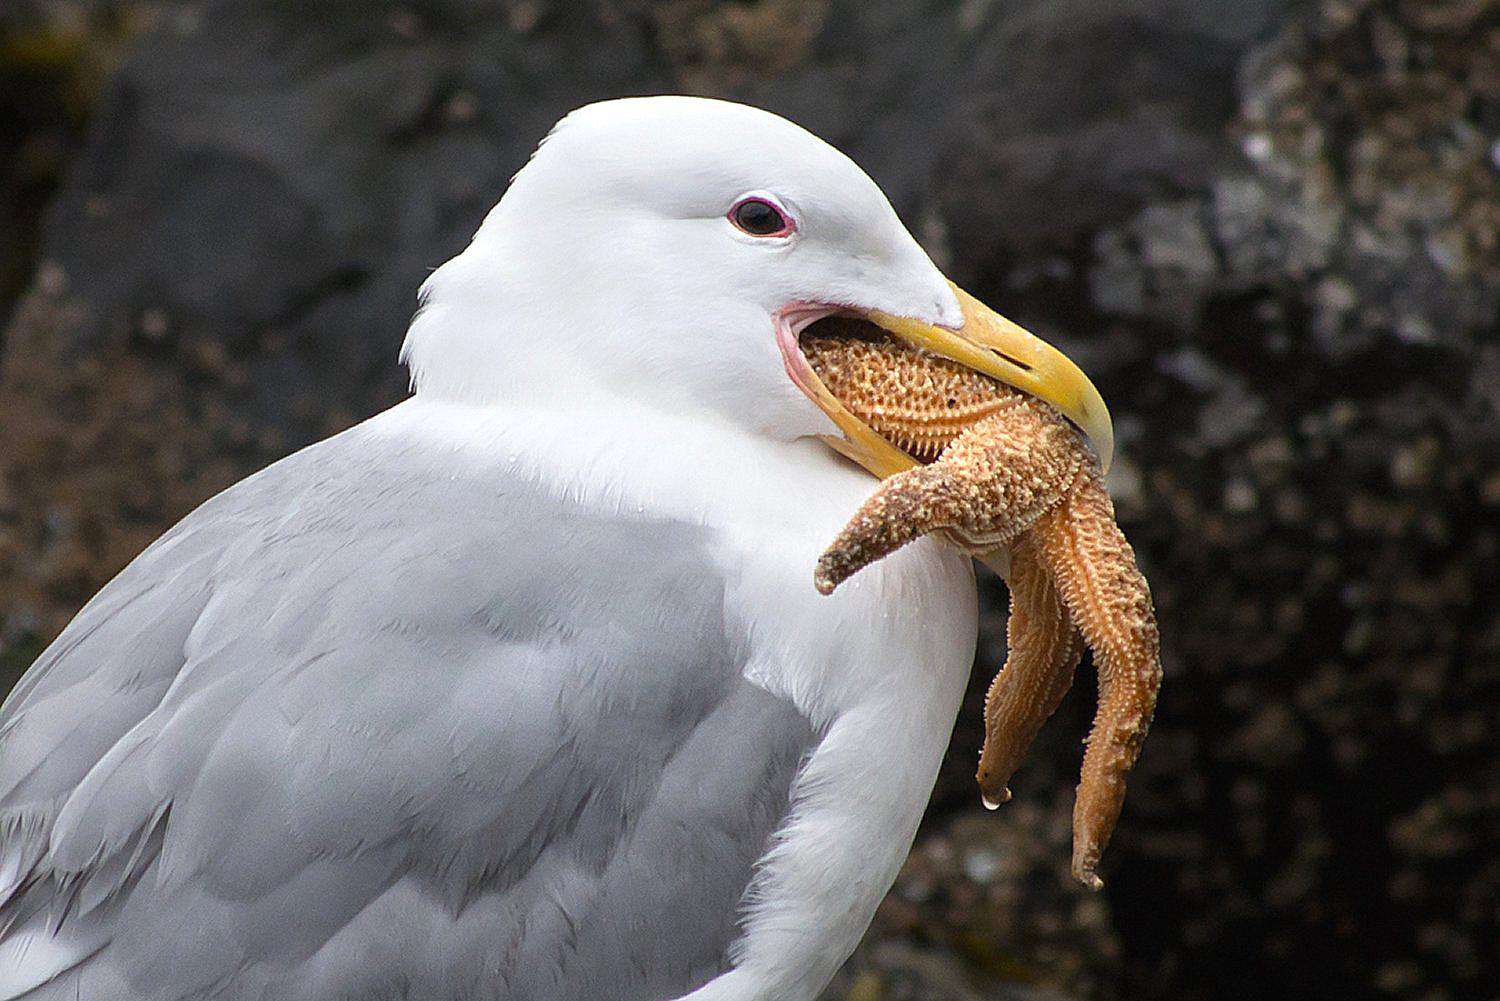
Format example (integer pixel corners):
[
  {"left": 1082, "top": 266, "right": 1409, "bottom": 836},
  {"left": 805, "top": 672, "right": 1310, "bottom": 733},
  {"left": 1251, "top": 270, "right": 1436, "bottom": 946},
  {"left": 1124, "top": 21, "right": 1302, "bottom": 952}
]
[{"left": 0, "top": 417, "right": 814, "bottom": 1000}]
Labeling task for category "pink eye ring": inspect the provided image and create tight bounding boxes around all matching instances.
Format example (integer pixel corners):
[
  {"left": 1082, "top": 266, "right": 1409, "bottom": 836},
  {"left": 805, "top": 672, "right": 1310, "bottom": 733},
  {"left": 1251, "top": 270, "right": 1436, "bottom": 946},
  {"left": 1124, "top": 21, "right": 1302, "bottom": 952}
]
[{"left": 729, "top": 196, "right": 795, "bottom": 238}]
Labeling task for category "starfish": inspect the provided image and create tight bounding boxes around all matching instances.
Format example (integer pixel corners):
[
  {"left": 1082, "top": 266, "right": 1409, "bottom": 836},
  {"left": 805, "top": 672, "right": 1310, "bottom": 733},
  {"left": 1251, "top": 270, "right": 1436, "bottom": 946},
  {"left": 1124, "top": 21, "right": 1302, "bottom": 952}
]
[{"left": 802, "top": 330, "right": 1162, "bottom": 890}]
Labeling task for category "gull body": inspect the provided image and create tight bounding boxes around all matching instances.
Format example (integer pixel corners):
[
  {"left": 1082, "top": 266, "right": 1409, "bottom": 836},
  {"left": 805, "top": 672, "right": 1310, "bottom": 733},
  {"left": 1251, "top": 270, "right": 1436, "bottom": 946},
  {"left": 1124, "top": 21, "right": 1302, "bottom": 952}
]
[{"left": 0, "top": 98, "right": 979, "bottom": 1000}]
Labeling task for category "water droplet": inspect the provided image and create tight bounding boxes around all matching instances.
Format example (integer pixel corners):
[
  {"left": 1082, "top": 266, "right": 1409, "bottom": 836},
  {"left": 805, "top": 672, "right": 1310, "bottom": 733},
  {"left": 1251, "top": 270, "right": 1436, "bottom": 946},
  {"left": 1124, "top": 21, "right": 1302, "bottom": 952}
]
[{"left": 980, "top": 790, "right": 1009, "bottom": 811}]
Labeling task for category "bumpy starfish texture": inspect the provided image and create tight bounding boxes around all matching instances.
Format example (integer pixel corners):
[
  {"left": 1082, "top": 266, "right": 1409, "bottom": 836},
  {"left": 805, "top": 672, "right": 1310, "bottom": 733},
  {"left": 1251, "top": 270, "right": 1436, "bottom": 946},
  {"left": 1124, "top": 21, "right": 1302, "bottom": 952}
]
[{"left": 802, "top": 330, "right": 1162, "bottom": 889}]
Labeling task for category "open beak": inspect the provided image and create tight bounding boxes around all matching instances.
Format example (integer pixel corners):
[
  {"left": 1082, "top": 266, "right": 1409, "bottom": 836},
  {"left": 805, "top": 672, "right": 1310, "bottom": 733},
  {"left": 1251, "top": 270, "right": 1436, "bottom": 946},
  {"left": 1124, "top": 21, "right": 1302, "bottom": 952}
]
[{"left": 782, "top": 281, "right": 1114, "bottom": 480}]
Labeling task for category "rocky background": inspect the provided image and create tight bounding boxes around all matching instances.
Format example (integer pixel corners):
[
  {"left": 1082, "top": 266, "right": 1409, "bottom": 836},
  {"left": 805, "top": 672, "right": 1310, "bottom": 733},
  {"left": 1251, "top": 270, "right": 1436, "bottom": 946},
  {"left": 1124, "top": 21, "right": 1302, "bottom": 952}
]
[{"left": 1, "top": 1, "right": 1496, "bottom": 999}]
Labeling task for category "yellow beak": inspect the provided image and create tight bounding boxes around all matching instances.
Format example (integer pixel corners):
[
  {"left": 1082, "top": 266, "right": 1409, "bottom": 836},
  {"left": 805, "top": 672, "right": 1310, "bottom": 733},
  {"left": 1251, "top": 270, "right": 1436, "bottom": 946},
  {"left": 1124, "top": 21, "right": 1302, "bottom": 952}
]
[{"left": 809, "top": 282, "right": 1114, "bottom": 480}]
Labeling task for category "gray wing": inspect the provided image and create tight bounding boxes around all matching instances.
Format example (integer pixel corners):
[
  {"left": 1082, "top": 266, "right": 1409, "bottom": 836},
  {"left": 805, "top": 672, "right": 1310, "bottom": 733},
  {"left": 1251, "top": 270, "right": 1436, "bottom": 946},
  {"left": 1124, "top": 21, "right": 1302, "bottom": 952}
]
[{"left": 0, "top": 421, "right": 814, "bottom": 1001}]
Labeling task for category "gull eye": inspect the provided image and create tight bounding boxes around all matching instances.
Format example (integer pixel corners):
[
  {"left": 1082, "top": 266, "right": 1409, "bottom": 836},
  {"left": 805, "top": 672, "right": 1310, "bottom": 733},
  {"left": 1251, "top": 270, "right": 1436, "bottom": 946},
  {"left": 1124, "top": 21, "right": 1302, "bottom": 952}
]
[{"left": 729, "top": 197, "right": 794, "bottom": 238}]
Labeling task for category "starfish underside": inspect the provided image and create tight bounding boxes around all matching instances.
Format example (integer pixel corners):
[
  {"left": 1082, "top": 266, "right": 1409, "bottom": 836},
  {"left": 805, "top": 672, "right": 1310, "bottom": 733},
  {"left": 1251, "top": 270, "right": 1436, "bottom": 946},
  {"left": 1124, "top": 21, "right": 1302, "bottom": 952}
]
[{"left": 802, "top": 330, "right": 1162, "bottom": 889}]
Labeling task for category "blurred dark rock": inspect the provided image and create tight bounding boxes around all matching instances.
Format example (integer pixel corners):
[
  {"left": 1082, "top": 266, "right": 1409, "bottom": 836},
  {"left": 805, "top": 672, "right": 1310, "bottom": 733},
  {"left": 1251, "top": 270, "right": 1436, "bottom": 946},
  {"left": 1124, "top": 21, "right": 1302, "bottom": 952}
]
[
  {"left": 2, "top": 1, "right": 1497, "bottom": 1000},
  {"left": 0, "top": 1, "right": 144, "bottom": 337}
]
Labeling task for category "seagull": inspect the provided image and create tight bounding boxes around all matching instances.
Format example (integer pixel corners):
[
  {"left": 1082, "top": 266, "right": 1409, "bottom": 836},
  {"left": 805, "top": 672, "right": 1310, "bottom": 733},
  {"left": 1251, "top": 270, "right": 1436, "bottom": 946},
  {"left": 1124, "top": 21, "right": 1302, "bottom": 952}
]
[{"left": 0, "top": 96, "right": 1110, "bottom": 1001}]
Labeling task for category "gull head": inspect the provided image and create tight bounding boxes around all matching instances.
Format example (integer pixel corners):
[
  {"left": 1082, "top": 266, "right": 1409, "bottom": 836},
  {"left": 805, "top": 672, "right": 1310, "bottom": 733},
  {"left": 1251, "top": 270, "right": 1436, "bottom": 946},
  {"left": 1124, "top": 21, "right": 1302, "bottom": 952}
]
[{"left": 402, "top": 96, "right": 1111, "bottom": 473}]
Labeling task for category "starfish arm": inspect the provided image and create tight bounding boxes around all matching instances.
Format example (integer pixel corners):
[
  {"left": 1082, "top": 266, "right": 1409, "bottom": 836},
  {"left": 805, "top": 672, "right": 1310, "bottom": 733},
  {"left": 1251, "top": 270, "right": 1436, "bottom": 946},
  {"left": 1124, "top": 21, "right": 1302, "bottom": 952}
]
[
  {"left": 815, "top": 411, "right": 1081, "bottom": 594},
  {"left": 814, "top": 463, "right": 964, "bottom": 594},
  {"left": 1035, "top": 472, "right": 1162, "bottom": 890},
  {"left": 975, "top": 535, "right": 1085, "bottom": 808}
]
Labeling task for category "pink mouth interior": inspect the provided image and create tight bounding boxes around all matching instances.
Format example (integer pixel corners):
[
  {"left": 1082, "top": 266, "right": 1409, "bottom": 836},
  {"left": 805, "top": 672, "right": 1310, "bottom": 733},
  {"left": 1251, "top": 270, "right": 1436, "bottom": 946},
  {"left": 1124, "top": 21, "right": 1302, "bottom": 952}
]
[{"left": 775, "top": 304, "right": 844, "bottom": 403}]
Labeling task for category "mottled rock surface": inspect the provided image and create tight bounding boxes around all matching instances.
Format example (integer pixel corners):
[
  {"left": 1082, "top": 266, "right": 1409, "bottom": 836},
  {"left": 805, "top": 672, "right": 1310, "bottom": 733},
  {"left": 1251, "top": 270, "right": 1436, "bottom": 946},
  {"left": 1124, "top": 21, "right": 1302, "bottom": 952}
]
[{"left": 2, "top": 1, "right": 1496, "bottom": 999}]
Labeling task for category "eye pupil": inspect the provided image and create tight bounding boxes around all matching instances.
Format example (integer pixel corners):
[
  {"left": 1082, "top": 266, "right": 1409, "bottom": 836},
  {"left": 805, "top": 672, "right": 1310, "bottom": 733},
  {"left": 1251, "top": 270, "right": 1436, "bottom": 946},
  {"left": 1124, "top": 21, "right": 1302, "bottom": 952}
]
[{"left": 732, "top": 198, "right": 788, "bottom": 236}]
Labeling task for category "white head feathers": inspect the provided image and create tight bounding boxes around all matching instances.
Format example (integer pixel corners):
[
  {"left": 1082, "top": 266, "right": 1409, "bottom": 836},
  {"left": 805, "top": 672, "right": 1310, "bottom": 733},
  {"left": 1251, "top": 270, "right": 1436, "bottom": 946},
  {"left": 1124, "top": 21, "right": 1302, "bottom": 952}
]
[{"left": 401, "top": 96, "right": 960, "bottom": 441}]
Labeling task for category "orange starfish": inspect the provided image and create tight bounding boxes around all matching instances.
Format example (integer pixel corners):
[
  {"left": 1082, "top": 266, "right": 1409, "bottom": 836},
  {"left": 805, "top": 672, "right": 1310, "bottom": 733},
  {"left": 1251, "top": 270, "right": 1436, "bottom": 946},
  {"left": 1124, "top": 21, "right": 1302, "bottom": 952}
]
[{"left": 803, "top": 331, "right": 1161, "bottom": 889}]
